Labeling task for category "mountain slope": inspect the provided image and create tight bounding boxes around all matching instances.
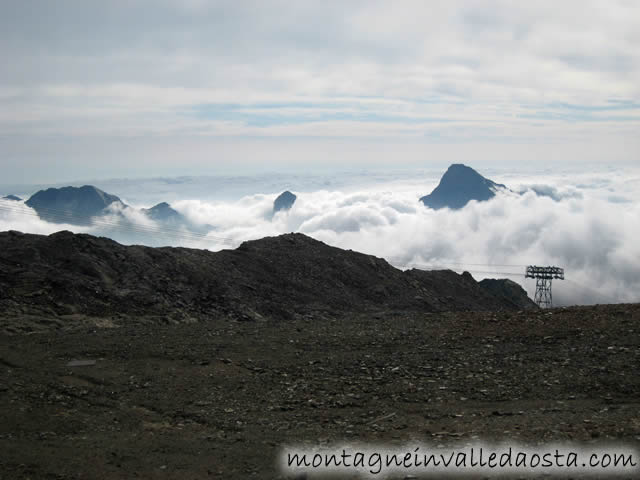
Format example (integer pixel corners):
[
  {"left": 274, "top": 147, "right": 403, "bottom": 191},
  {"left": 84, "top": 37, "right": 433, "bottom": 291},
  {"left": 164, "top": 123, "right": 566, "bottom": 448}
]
[
  {"left": 420, "top": 164, "right": 507, "bottom": 209},
  {"left": 478, "top": 278, "right": 538, "bottom": 310},
  {"left": 0, "top": 231, "right": 534, "bottom": 331}
]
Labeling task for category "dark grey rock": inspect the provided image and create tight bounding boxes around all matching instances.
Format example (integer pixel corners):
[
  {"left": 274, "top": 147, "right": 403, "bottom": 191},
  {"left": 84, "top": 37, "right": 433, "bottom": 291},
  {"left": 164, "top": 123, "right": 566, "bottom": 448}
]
[
  {"left": 273, "top": 191, "right": 296, "bottom": 213},
  {"left": 420, "top": 164, "right": 507, "bottom": 210}
]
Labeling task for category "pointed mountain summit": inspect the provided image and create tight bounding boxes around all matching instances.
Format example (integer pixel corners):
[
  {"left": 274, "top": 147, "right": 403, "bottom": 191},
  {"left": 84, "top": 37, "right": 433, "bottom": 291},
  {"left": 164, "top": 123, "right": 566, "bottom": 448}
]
[
  {"left": 142, "top": 202, "right": 183, "bottom": 223},
  {"left": 420, "top": 164, "right": 506, "bottom": 210},
  {"left": 25, "top": 185, "right": 125, "bottom": 225},
  {"left": 141, "top": 201, "right": 212, "bottom": 233},
  {"left": 273, "top": 190, "right": 297, "bottom": 213}
]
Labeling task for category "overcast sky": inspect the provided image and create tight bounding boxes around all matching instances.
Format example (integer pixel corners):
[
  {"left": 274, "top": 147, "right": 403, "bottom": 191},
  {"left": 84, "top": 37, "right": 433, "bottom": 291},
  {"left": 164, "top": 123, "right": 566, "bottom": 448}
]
[{"left": 1, "top": 1, "right": 639, "bottom": 183}]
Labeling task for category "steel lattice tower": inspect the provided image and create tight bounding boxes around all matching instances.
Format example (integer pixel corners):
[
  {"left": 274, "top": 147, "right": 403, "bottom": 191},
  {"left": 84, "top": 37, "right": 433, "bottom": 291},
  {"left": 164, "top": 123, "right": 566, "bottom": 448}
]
[{"left": 525, "top": 266, "right": 564, "bottom": 308}]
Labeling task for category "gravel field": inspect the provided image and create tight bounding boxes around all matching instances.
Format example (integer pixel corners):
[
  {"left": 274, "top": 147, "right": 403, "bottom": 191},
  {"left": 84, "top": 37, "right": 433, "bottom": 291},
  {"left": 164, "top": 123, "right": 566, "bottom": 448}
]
[{"left": 1, "top": 304, "right": 639, "bottom": 479}]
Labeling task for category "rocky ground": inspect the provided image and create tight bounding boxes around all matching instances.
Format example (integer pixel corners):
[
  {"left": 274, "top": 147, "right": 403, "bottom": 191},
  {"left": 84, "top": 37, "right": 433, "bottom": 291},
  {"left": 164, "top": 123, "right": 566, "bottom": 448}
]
[{"left": 1, "top": 303, "right": 639, "bottom": 479}]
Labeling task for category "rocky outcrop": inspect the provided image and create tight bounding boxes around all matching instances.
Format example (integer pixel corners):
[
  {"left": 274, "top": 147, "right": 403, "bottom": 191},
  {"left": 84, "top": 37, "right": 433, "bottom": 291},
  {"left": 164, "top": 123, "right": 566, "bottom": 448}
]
[{"left": 479, "top": 278, "right": 538, "bottom": 310}]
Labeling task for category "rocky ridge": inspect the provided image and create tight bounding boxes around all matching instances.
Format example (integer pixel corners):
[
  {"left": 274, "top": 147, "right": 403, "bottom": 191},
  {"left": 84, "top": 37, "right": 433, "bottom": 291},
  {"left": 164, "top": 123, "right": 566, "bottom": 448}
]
[{"left": 0, "top": 230, "right": 536, "bottom": 333}]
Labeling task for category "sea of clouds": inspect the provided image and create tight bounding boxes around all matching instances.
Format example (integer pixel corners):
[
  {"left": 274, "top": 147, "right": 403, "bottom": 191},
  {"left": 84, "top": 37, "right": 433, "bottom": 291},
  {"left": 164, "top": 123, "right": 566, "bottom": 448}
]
[{"left": 1, "top": 166, "right": 639, "bottom": 306}]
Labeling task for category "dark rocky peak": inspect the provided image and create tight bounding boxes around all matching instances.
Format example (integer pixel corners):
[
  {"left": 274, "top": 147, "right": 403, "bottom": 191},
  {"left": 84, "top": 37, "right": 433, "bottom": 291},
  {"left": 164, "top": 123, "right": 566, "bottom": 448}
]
[
  {"left": 140, "top": 201, "right": 213, "bottom": 234},
  {"left": 273, "top": 191, "right": 297, "bottom": 213},
  {"left": 25, "top": 185, "right": 125, "bottom": 225},
  {"left": 420, "top": 164, "right": 507, "bottom": 210},
  {"left": 142, "top": 202, "right": 182, "bottom": 222}
]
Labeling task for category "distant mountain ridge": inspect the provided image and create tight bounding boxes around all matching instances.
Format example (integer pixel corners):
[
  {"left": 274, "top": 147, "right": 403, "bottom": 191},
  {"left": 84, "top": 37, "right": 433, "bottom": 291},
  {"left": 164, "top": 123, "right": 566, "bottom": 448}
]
[
  {"left": 2, "top": 195, "right": 22, "bottom": 201},
  {"left": 140, "top": 201, "right": 211, "bottom": 233},
  {"left": 420, "top": 164, "right": 507, "bottom": 209},
  {"left": 141, "top": 202, "right": 183, "bottom": 223},
  {"left": 25, "top": 185, "right": 124, "bottom": 225},
  {"left": 23, "top": 185, "right": 202, "bottom": 231}
]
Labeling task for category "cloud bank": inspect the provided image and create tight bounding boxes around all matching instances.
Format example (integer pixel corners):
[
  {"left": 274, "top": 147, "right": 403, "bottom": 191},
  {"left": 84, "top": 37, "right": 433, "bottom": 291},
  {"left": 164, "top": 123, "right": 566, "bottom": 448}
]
[{"left": 2, "top": 168, "right": 639, "bottom": 306}]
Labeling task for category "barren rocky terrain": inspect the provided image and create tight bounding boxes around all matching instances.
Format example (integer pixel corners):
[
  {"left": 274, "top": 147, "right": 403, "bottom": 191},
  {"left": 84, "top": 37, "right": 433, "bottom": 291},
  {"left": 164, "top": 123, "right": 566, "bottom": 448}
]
[
  {"left": 1, "top": 304, "right": 640, "bottom": 479},
  {"left": 0, "top": 232, "right": 638, "bottom": 479}
]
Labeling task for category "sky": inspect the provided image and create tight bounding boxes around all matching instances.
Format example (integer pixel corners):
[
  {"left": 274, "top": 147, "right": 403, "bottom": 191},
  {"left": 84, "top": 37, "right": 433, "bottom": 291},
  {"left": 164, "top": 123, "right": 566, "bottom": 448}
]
[{"left": 1, "top": 0, "right": 639, "bottom": 182}]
